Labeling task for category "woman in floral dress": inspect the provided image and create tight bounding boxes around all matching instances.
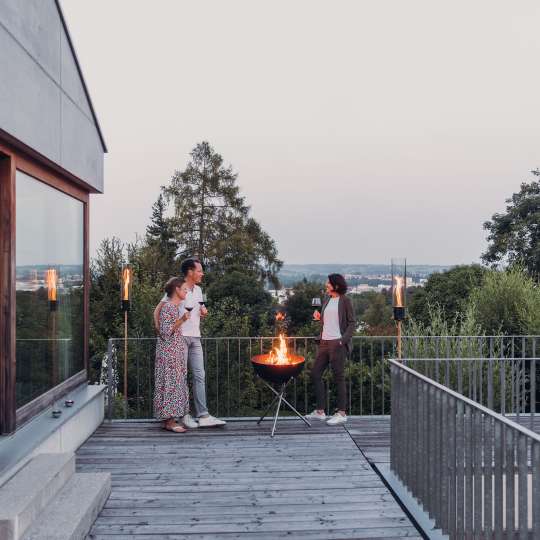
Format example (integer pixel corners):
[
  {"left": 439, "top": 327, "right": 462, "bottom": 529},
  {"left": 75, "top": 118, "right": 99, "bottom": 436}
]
[{"left": 154, "top": 277, "right": 190, "bottom": 433}]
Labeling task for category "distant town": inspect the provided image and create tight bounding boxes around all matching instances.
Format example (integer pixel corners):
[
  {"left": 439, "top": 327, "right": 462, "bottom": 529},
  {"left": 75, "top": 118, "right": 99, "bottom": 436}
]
[
  {"left": 15, "top": 265, "right": 84, "bottom": 293},
  {"left": 270, "top": 263, "right": 455, "bottom": 302}
]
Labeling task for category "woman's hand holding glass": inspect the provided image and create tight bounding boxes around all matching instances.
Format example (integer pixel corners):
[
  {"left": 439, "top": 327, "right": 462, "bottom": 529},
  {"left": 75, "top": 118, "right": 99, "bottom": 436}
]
[{"left": 311, "top": 297, "right": 322, "bottom": 321}]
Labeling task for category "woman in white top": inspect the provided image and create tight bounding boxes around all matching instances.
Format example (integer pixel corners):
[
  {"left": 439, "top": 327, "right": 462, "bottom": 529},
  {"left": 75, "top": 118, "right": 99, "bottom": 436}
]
[{"left": 307, "top": 273, "right": 356, "bottom": 426}]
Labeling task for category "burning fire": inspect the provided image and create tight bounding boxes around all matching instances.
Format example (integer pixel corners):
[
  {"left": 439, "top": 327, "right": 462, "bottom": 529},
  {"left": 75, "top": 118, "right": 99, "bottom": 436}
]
[
  {"left": 122, "top": 267, "right": 131, "bottom": 301},
  {"left": 393, "top": 276, "right": 404, "bottom": 307},
  {"left": 275, "top": 312, "right": 285, "bottom": 322},
  {"left": 46, "top": 269, "right": 57, "bottom": 302},
  {"left": 267, "top": 334, "right": 293, "bottom": 365}
]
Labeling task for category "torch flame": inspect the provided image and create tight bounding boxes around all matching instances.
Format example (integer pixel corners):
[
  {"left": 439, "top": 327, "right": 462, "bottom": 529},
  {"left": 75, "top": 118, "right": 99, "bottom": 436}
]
[
  {"left": 267, "top": 334, "right": 292, "bottom": 365},
  {"left": 46, "top": 269, "right": 57, "bottom": 302},
  {"left": 393, "top": 276, "right": 404, "bottom": 307},
  {"left": 122, "top": 267, "right": 131, "bottom": 301},
  {"left": 275, "top": 312, "right": 285, "bottom": 322}
]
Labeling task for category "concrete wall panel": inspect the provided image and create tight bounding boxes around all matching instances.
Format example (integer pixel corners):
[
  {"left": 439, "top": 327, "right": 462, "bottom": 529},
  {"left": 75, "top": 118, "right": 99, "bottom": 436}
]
[
  {"left": 0, "top": 0, "right": 105, "bottom": 192},
  {"left": 0, "top": 25, "right": 61, "bottom": 163},
  {"left": 61, "top": 96, "right": 104, "bottom": 193},
  {"left": 0, "top": 0, "right": 61, "bottom": 83},
  {"left": 60, "top": 30, "right": 92, "bottom": 119}
]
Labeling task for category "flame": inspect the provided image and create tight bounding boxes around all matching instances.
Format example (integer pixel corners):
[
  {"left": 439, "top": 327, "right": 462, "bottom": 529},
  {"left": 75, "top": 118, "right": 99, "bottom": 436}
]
[
  {"left": 122, "top": 267, "right": 131, "bottom": 301},
  {"left": 46, "top": 269, "right": 57, "bottom": 302},
  {"left": 267, "top": 334, "right": 292, "bottom": 365},
  {"left": 393, "top": 276, "right": 404, "bottom": 307},
  {"left": 275, "top": 312, "right": 285, "bottom": 322}
]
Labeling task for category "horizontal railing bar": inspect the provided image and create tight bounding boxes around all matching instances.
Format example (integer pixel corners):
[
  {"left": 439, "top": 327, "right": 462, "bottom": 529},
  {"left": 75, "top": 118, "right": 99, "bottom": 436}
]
[
  {"left": 405, "top": 357, "right": 540, "bottom": 361},
  {"left": 106, "top": 335, "right": 398, "bottom": 341},
  {"left": 16, "top": 338, "right": 72, "bottom": 342},
  {"left": 389, "top": 359, "right": 540, "bottom": 442},
  {"left": 103, "top": 335, "right": 540, "bottom": 341}
]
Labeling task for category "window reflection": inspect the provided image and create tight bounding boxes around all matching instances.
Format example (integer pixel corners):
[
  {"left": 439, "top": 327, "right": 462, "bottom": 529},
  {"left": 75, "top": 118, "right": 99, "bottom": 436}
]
[{"left": 15, "top": 171, "right": 84, "bottom": 408}]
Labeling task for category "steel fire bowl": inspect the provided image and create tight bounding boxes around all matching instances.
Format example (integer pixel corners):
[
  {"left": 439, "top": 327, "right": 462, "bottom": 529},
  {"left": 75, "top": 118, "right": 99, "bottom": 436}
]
[{"left": 251, "top": 354, "right": 305, "bottom": 385}]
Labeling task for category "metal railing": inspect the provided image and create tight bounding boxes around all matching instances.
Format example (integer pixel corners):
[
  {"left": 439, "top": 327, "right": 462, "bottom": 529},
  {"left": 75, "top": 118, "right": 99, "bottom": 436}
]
[
  {"left": 404, "top": 357, "right": 539, "bottom": 430},
  {"left": 391, "top": 359, "right": 540, "bottom": 538},
  {"left": 101, "top": 335, "right": 540, "bottom": 420},
  {"left": 102, "top": 335, "right": 398, "bottom": 420}
]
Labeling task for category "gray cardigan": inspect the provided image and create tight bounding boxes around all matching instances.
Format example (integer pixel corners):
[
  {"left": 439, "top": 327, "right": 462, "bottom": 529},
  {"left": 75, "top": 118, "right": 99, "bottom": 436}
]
[{"left": 318, "top": 295, "right": 356, "bottom": 353}]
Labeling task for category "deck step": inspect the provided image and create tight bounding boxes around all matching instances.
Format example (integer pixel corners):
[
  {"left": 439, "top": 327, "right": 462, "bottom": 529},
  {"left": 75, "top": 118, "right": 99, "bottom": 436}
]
[
  {"left": 0, "top": 453, "right": 75, "bottom": 540},
  {"left": 23, "top": 472, "right": 111, "bottom": 540}
]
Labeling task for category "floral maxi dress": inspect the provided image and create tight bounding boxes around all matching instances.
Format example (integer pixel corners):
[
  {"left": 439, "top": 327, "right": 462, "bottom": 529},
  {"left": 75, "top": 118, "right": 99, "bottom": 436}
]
[{"left": 153, "top": 301, "right": 189, "bottom": 419}]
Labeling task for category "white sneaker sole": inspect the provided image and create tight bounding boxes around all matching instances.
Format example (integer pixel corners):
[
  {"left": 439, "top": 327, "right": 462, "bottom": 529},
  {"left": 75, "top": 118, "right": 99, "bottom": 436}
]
[
  {"left": 199, "top": 421, "right": 226, "bottom": 428},
  {"left": 326, "top": 419, "right": 347, "bottom": 426}
]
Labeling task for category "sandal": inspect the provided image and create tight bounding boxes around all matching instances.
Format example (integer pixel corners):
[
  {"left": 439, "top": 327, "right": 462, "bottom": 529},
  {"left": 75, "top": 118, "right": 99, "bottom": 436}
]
[{"left": 163, "top": 423, "right": 186, "bottom": 433}]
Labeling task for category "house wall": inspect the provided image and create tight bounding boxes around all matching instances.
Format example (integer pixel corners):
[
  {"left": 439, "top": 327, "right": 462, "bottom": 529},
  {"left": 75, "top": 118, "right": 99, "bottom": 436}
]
[{"left": 0, "top": 0, "right": 104, "bottom": 193}]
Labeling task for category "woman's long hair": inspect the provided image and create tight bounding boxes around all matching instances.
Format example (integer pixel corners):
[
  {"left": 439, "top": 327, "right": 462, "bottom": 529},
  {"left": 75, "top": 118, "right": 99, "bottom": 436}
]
[{"left": 328, "top": 273, "right": 348, "bottom": 295}]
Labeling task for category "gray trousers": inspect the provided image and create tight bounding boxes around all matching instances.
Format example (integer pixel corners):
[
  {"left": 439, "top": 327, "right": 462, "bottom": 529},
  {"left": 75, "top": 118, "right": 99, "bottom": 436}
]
[{"left": 183, "top": 336, "right": 208, "bottom": 417}]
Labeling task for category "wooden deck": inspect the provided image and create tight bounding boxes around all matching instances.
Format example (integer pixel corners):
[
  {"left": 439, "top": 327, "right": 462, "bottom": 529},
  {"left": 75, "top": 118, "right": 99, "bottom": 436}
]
[{"left": 77, "top": 417, "right": 421, "bottom": 539}]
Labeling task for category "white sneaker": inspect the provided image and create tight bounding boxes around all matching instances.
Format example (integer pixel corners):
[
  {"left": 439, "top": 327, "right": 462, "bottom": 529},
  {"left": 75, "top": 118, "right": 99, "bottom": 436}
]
[
  {"left": 198, "top": 415, "right": 226, "bottom": 428},
  {"left": 326, "top": 413, "right": 347, "bottom": 426},
  {"left": 181, "top": 414, "right": 199, "bottom": 429},
  {"left": 306, "top": 410, "right": 327, "bottom": 421}
]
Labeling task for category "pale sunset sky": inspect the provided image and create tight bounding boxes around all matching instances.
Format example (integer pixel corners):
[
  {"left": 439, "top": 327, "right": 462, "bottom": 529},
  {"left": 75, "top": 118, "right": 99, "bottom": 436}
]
[{"left": 61, "top": 0, "right": 540, "bottom": 265}]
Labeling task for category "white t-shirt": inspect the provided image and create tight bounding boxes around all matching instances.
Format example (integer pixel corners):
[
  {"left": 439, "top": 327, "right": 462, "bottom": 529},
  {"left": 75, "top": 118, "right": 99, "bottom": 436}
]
[
  {"left": 322, "top": 297, "right": 341, "bottom": 340},
  {"left": 161, "top": 284, "right": 203, "bottom": 338}
]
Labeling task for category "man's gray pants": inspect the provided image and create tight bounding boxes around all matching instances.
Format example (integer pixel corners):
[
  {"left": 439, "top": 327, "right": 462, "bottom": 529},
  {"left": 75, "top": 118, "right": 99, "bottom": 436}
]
[{"left": 183, "top": 336, "right": 208, "bottom": 417}]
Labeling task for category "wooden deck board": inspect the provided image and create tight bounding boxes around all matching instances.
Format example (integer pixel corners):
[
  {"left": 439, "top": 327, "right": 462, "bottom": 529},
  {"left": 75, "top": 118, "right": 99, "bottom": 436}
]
[{"left": 78, "top": 418, "right": 419, "bottom": 539}]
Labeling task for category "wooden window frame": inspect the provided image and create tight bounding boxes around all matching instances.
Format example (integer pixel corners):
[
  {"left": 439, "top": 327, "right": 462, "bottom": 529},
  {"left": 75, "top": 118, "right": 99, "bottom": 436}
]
[{"left": 0, "top": 138, "right": 91, "bottom": 434}]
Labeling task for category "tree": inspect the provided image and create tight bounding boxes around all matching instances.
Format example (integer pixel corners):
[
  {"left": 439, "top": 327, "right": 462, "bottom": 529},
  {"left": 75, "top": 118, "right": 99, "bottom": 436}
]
[
  {"left": 408, "top": 265, "right": 486, "bottom": 325},
  {"left": 145, "top": 193, "right": 178, "bottom": 278},
  {"left": 205, "top": 270, "right": 274, "bottom": 336},
  {"left": 284, "top": 280, "right": 324, "bottom": 334},
  {"left": 89, "top": 237, "right": 163, "bottom": 368},
  {"left": 362, "top": 293, "right": 393, "bottom": 333},
  {"left": 162, "top": 141, "right": 282, "bottom": 285},
  {"left": 482, "top": 169, "right": 540, "bottom": 278},
  {"left": 468, "top": 268, "right": 540, "bottom": 335}
]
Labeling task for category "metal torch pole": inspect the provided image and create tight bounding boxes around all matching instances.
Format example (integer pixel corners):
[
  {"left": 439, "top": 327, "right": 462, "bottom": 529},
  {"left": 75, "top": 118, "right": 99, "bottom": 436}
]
[
  {"left": 124, "top": 310, "right": 128, "bottom": 418},
  {"left": 397, "top": 320, "right": 402, "bottom": 361},
  {"left": 51, "top": 309, "right": 58, "bottom": 385}
]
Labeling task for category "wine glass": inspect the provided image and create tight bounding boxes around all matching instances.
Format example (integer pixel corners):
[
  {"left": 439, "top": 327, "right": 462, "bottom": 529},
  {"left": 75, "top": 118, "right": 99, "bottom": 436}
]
[
  {"left": 185, "top": 300, "right": 195, "bottom": 313},
  {"left": 199, "top": 293, "right": 207, "bottom": 307},
  {"left": 311, "top": 297, "right": 322, "bottom": 320}
]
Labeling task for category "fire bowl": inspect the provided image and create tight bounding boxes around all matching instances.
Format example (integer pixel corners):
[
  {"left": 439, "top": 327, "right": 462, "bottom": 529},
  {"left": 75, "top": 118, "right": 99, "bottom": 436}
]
[{"left": 251, "top": 354, "right": 305, "bottom": 385}]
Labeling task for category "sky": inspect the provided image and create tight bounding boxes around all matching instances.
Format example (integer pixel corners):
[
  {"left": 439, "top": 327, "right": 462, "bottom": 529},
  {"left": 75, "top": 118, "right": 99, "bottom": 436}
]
[{"left": 61, "top": 0, "right": 540, "bottom": 266}]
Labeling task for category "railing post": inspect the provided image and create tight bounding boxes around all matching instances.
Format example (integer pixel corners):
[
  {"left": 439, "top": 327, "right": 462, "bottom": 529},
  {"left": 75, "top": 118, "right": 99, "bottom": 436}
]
[
  {"left": 440, "top": 391, "right": 449, "bottom": 534},
  {"left": 106, "top": 338, "right": 114, "bottom": 421},
  {"left": 533, "top": 441, "right": 540, "bottom": 537},
  {"left": 518, "top": 433, "right": 528, "bottom": 539},
  {"left": 494, "top": 420, "right": 503, "bottom": 539},
  {"left": 473, "top": 408, "right": 482, "bottom": 538},
  {"left": 505, "top": 427, "right": 515, "bottom": 535},
  {"left": 448, "top": 397, "right": 457, "bottom": 538}
]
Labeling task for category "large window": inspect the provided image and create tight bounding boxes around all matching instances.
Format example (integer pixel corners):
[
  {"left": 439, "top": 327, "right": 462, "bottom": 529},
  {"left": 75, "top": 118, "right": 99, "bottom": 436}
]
[{"left": 15, "top": 171, "right": 84, "bottom": 408}]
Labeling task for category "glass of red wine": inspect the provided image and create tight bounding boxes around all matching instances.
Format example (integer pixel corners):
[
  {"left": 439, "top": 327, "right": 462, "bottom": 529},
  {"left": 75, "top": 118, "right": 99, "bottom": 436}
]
[
  {"left": 312, "top": 297, "right": 322, "bottom": 320},
  {"left": 199, "top": 293, "right": 207, "bottom": 307}
]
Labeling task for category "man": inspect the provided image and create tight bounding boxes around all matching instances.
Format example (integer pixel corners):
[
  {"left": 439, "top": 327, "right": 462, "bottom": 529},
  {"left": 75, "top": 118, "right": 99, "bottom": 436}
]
[{"left": 154, "top": 258, "right": 226, "bottom": 428}]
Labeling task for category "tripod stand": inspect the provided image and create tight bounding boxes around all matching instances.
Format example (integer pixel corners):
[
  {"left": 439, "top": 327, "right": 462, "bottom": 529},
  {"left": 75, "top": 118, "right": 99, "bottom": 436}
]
[{"left": 257, "top": 378, "right": 311, "bottom": 437}]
